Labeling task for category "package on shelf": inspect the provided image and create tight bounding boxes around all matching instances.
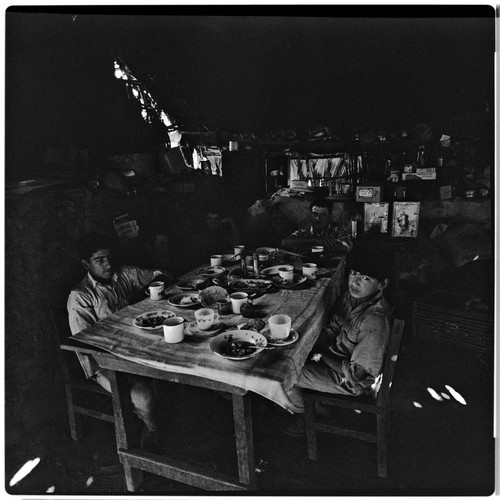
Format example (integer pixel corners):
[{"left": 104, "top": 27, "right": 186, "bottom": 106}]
[{"left": 113, "top": 213, "right": 139, "bottom": 239}]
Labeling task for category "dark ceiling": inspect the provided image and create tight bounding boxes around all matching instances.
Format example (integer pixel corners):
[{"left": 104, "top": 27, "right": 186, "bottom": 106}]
[{"left": 5, "top": 6, "right": 496, "bottom": 178}]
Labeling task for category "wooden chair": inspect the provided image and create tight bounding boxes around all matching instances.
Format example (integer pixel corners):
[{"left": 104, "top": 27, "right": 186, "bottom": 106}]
[
  {"left": 50, "top": 308, "right": 115, "bottom": 440},
  {"left": 303, "top": 318, "right": 405, "bottom": 478}
]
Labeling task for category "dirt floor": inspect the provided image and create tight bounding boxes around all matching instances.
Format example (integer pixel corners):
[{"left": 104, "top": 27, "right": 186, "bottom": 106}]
[{"left": 5, "top": 333, "right": 496, "bottom": 496}]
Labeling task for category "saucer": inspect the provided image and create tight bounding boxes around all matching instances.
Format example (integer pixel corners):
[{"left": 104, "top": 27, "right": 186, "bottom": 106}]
[
  {"left": 185, "top": 320, "right": 225, "bottom": 338},
  {"left": 263, "top": 328, "right": 299, "bottom": 347}
]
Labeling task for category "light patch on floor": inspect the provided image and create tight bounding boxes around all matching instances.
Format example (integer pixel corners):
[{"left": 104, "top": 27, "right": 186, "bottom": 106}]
[
  {"left": 9, "top": 457, "right": 41, "bottom": 486},
  {"left": 445, "top": 385, "right": 467, "bottom": 405},
  {"left": 427, "top": 387, "right": 443, "bottom": 401}
]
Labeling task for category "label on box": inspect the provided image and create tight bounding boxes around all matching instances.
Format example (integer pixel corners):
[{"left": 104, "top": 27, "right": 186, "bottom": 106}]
[
  {"left": 402, "top": 172, "right": 437, "bottom": 181},
  {"left": 355, "top": 185, "right": 383, "bottom": 202}
]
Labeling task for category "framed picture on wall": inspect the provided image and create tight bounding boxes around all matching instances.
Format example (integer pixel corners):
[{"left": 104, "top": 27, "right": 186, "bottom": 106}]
[
  {"left": 364, "top": 202, "right": 389, "bottom": 234},
  {"left": 392, "top": 201, "right": 420, "bottom": 238}
]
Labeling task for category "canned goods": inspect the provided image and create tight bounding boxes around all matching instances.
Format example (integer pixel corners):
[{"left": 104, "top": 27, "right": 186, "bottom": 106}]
[{"left": 217, "top": 298, "right": 232, "bottom": 315}]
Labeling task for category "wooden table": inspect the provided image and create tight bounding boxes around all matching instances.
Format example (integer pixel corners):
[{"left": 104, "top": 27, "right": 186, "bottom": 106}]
[{"left": 66, "top": 258, "right": 345, "bottom": 491}]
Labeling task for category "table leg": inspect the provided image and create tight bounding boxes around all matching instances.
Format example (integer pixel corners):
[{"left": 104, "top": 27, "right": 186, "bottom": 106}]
[
  {"left": 232, "top": 394, "right": 256, "bottom": 488},
  {"left": 107, "top": 370, "right": 144, "bottom": 492}
]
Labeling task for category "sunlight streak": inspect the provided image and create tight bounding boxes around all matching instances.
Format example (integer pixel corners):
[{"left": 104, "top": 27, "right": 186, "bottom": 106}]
[
  {"left": 9, "top": 457, "right": 41, "bottom": 486},
  {"left": 427, "top": 387, "right": 443, "bottom": 401},
  {"left": 445, "top": 385, "right": 467, "bottom": 405}
]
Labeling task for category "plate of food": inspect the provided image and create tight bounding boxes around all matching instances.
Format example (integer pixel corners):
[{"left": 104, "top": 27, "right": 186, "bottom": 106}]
[
  {"left": 259, "top": 265, "right": 283, "bottom": 277},
  {"left": 255, "top": 247, "right": 277, "bottom": 255},
  {"left": 230, "top": 278, "right": 273, "bottom": 292},
  {"left": 210, "top": 330, "right": 268, "bottom": 360},
  {"left": 270, "top": 274, "right": 307, "bottom": 289},
  {"left": 236, "top": 318, "right": 266, "bottom": 332},
  {"left": 199, "top": 266, "right": 226, "bottom": 278},
  {"left": 262, "top": 328, "right": 299, "bottom": 347},
  {"left": 167, "top": 292, "right": 201, "bottom": 308},
  {"left": 199, "top": 286, "right": 230, "bottom": 308},
  {"left": 176, "top": 277, "right": 207, "bottom": 291},
  {"left": 133, "top": 309, "right": 176, "bottom": 330}
]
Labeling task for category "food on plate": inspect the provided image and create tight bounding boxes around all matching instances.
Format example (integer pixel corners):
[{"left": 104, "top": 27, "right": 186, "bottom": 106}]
[
  {"left": 231, "top": 279, "right": 271, "bottom": 290},
  {"left": 238, "top": 318, "right": 265, "bottom": 332},
  {"left": 200, "top": 286, "right": 230, "bottom": 307},
  {"left": 180, "top": 295, "right": 199, "bottom": 305},
  {"left": 223, "top": 339, "right": 256, "bottom": 357},
  {"left": 135, "top": 314, "right": 167, "bottom": 328}
]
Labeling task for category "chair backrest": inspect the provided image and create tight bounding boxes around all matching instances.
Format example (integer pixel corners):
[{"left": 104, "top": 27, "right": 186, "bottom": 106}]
[
  {"left": 50, "top": 307, "right": 82, "bottom": 379},
  {"left": 376, "top": 318, "right": 405, "bottom": 407}
]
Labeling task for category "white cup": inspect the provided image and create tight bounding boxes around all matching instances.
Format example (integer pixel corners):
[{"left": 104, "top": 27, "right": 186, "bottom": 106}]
[
  {"left": 194, "top": 308, "right": 220, "bottom": 331},
  {"left": 210, "top": 254, "right": 223, "bottom": 266},
  {"left": 234, "top": 245, "right": 245, "bottom": 255},
  {"left": 278, "top": 265, "right": 294, "bottom": 283},
  {"left": 302, "top": 262, "right": 318, "bottom": 280},
  {"left": 163, "top": 316, "right": 185, "bottom": 343},
  {"left": 148, "top": 281, "right": 165, "bottom": 301},
  {"left": 268, "top": 314, "right": 292, "bottom": 340},
  {"left": 311, "top": 245, "right": 324, "bottom": 253},
  {"left": 230, "top": 292, "right": 248, "bottom": 314}
]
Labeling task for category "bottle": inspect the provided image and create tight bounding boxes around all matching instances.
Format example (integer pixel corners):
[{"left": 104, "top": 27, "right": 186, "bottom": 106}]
[
  {"left": 253, "top": 252, "right": 260, "bottom": 278},
  {"left": 240, "top": 251, "right": 247, "bottom": 277}
]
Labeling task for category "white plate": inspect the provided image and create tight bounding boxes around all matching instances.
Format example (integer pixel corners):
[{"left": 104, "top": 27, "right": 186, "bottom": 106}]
[
  {"left": 230, "top": 278, "right": 273, "bottom": 292},
  {"left": 263, "top": 328, "right": 299, "bottom": 347},
  {"left": 271, "top": 274, "right": 307, "bottom": 289},
  {"left": 133, "top": 309, "right": 176, "bottom": 330},
  {"left": 260, "top": 265, "right": 283, "bottom": 277},
  {"left": 185, "top": 320, "right": 225, "bottom": 337},
  {"left": 199, "top": 266, "right": 226, "bottom": 277},
  {"left": 176, "top": 277, "right": 206, "bottom": 291},
  {"left": 199, "top": 286, "right": 230, "bottom": 307},
  {"left": 210, "top": 330, "right": 267, "bottom": 360},
  {"left": 167, "top": 292, "right": 201, "bottom": 308}
]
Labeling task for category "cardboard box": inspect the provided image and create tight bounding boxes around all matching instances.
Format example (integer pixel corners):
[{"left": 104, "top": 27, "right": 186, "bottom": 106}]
[
  {"left": 402, "top": 172, "right": 437, "bottom": 181},
  {"left": 440, "top": 185, "right": 453, "bottom": 200},
  {"left": 355, "top": 184, "right": 383, "bottom": 202}
]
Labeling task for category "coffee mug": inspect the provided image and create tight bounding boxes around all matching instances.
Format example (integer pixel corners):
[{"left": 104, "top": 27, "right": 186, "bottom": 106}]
[
  {"left": 194, "top": 308, "right": 219, "bottom": 331},
  {"left": 163, "top": 316, "right": 185, "bottom": 343},
  {"left": 311, "top": 245, "right": 324, "bottom": 253},
  {"left": 230, "top": 292, "right": 248, "bottom": 314},
  {"left": 210, "top": 254, "right": 223, "bottom": 266},
  {"left": 148, "top": 281, "right": 164, "bottom": 301},
  {"left": 303, "top": 262, "right": 318, "bottom": 280},
  {"left": 268, "top": 314, "right": 292, "bottom": 340},
  {"left": 278, "top": 265, "right": 294, "bottom": 284},
  {"left": 234, "top": 245, "right": 245, "bottom": 255}
]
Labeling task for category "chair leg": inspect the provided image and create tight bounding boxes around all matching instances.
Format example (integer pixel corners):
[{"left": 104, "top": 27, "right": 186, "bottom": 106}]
[
  {"left": 376, "top": 410, "right": 388, "bottom": 478},
  {"left": 304, "top": 394, "right": 318, "bottom": 461},
  {"left": 65, "top": 385, "right": 81, "bottom": 440}
]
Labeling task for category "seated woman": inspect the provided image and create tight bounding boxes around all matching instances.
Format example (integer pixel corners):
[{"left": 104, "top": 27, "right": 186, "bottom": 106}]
[{"left": 285, "top": 240, "right": 393, "bottom": 435}]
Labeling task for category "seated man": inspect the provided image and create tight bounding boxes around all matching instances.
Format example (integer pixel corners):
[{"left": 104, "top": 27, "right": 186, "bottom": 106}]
[
  {"left": 285, "top": 241, "right": 393, "bottom": 435},
  {"left": 280, "top": 199, "right": 353, "bottom": 254},
  {"left": 67, "top": 232, "right": 173, "bottom": 451},
  {"left": 196, "top": 208, "right": 243, "bottom": 259}
]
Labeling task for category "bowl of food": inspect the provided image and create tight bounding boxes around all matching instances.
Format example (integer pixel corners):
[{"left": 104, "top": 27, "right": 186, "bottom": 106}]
[{"left": 210, "top": 330, "right": 267, "bottom": 360}]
